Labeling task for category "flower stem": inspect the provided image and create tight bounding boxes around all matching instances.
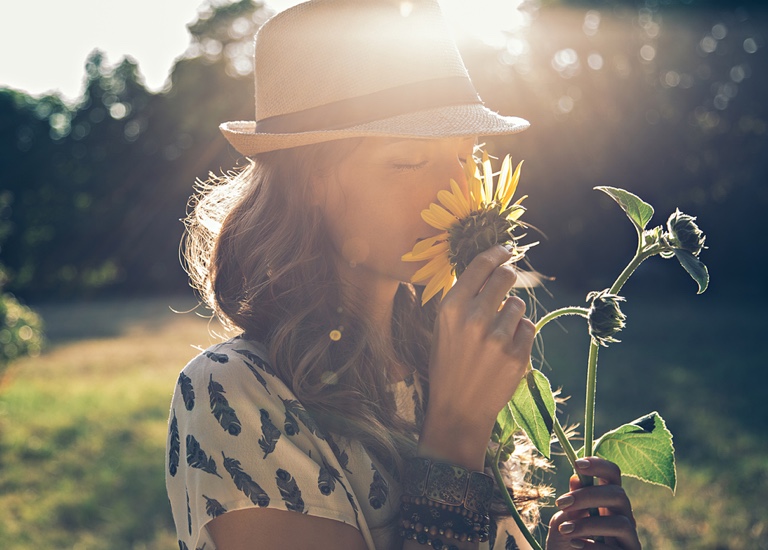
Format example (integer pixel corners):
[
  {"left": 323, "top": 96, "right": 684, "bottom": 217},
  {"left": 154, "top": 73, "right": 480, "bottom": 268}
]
[
  {"left": 551, "top": 416, "right": 589, "bottom": 484},
  {"left": 489, "top": 445, "right": 544, "bottom": 550},
  {"left": 534, "top": 307, "right": 589, "bottom": 333},
  {"left": 609, "top": 246, "right": 658, "bottom": 295}
]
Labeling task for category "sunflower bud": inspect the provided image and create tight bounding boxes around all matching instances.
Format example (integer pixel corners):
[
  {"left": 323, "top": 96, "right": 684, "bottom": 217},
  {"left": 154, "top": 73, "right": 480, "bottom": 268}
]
[
  {"left": 586, "top": 289, "right": 627, "bottom": 347},
  {"left": 666, "top": 209, "right": 706, "bottom": 256},
  {"left": 642, "top": 226, "right": 663, "bottom": 247}
]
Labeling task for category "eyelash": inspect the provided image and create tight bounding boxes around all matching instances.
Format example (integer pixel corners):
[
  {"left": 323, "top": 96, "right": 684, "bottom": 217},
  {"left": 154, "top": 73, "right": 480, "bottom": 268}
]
[
  {"left": 393, "top": 157, "right": 468, "bottom": 172},
  {"left": 393, "top": 161, "right": 428, "bottom": 172}
]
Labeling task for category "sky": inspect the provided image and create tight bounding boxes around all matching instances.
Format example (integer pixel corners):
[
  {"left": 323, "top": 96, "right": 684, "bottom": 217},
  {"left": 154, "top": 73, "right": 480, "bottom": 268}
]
[{"left": 0, "top": 0, "right": 526, "bottom": 102}]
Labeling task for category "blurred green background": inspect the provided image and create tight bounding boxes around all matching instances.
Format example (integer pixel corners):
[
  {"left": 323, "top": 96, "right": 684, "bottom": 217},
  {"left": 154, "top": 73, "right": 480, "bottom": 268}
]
[{"left": 0, "top": 0, "right": 766, "bottom": 548}]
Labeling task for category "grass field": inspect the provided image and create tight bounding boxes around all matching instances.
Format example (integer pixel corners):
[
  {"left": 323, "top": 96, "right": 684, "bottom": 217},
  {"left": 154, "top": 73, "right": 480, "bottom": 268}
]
[{"left": 0, "top": 293, "right": 765, "bottom": 549}]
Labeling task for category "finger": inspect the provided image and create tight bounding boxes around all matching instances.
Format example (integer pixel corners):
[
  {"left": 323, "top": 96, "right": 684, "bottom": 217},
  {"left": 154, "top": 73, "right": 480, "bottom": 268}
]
[
  {"left": 448, "top": 245, "right": 515, "bottom": 301},
  {"left": 475, "top": 263, "right": 519, "bottom": 312},
  {"left": 575, "top": 457, "right": 622, "bottom": 486},
  {"left": 557, "top": 484, "right": 635, "bottom": 522},
  {"left": 556, "top": 515, "right": 641, "bottom": 550},
  {"left": 488, "top": 295, "right": 530, "bottom": 346}
]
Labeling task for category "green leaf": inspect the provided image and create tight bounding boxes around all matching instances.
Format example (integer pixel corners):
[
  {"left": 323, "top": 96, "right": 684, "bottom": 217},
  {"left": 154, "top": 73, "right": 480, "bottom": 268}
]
[
  {"left": 509, "top": 370, "right": 555, "bottom": 458},
  {"left": 593, "top": 412, "right": 676, "bottom": 492},
  {"left": 595, "top": 187, "right": 655, "bottom": 233},
  {"left": 494, "top": 402, "right": 518, "bottom": 448},
  {"left": 673, "top": 249, "right": 709, "bottom": 294}
]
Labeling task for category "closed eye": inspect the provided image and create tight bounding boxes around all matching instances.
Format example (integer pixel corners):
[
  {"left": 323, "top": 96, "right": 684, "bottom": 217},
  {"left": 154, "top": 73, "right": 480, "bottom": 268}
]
[{"left": 392, "top": 161, "right": 428, "bottom": 172}]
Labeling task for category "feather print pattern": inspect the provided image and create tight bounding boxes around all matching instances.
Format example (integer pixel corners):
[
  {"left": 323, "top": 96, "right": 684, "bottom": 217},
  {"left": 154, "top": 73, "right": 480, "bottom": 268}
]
[
  {"left": 367, "top": 462, "right": 389, "bottom": 509},
  {"left": 326, "top": 434, "right": 351, "bottom": 474},
  {"left": 280, "top": 397, "right": 326, "bottom": 439},
  {"left": 222, "top": 452, "right": 270, "bottom": 507},
  {"left": 208, "top": 374, "right": 242, "bottom": 436},
  {"left": 204, "top": 350, "right": 229, "bottom": 363},
  {"left": 178, "top": 372, "right": 195, "bottom": 411},
  {"left": 317, "top": 460, "right": 338, "bottom": 496},
  {"left": 276, "top": 468, "right": 305, "bottom": 512},
  {"left": 186, "top": 488, "right": 192, "bottom": 535},
  {"left": 488, "top": 516, "right": 497, "bottom": 550},
  {"left": 168, "top": 411, "right": 180, "bottom": 477},
  {"left": 505, "top": 531, "right": 520, "bottom": 549},
  {"left": 283, "top": 405, "right": 300, "bottom": 436},
  {"left": 257, "top": 408, "right": 281, "bottom": 458},
  {"left": 233, "top": 348, "right": 276, "bottom": 376},
  {"left": 242, "top": 360, "right": 270, "bottom": 395},
  {"left": 203, "top": 495, "right": 227, "bottom": 518},
  {"left": 178, "top": 540, "right": 189, "bottom": 550},
  {"left": 186, "top": 434, "right": 223, "bottom": 478}
]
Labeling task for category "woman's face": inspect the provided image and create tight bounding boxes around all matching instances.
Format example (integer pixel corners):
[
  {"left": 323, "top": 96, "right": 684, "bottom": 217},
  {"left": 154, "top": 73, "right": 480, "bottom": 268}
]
[{"left": 315, "top": 136, "right": 475, "bottom": 294}]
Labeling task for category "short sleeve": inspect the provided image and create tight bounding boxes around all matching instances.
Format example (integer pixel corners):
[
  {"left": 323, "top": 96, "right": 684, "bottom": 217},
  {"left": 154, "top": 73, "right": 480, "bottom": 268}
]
[{"left": 165, "top": 339, "right": 364, "bottom": 550}]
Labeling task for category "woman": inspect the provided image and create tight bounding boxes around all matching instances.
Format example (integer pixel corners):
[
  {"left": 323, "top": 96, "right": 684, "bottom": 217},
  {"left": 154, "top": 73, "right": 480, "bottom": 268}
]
[{"left": 166, "top": 1, "right": 642, "bottom": 549}]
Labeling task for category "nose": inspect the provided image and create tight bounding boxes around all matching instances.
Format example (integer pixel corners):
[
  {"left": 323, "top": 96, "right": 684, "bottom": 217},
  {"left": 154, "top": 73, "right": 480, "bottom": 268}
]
[{"left": 443, "top": 151, "right": 470, "bottom": 202}]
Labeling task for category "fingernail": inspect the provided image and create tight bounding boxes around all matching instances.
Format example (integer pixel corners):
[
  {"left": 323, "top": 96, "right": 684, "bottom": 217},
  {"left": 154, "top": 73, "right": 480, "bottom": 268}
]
[
  {"left": 558, "top": 522, "right": 575, "bottom": 534},
  {"left": 503, "top": 243, "right": 515, "bottom": 253},
  {"left": 570, "top": 539, "right": 585, "bottom": 549},
  {"left": 575, "top": 458, "right": 590, "bottom": 470},
  {"left": 555, "top": 494, "right": 574, "bottom": 509}
]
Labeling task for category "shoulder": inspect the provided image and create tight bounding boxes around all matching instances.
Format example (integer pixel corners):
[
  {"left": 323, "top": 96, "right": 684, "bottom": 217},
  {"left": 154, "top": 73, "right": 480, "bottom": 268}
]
[{"left": 171, "top": 337, "right": 284, "bottom": 438}]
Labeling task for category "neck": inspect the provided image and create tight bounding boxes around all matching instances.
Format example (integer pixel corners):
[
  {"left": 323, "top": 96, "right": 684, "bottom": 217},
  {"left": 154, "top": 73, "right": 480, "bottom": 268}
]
[{"left": 338, "top": 265, "right": 398, "bottom": 338}]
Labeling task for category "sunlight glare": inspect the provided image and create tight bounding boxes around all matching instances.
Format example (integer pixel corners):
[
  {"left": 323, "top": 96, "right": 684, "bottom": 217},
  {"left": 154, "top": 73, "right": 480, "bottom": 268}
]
[{"left": 439, "top": 0, "right": 530, "bottom": 48}]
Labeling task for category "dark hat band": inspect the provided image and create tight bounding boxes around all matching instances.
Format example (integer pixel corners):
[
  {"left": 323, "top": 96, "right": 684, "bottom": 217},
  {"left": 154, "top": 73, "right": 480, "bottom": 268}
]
[{"left": 255, "top": 76, "right": 481, "bottom": 134}]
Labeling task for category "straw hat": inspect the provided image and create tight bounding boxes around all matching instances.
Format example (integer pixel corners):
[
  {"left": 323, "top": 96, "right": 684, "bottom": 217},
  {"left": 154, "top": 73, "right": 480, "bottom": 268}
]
[{"left": 220, "top": 0, "right": 529, "bottom": 156}]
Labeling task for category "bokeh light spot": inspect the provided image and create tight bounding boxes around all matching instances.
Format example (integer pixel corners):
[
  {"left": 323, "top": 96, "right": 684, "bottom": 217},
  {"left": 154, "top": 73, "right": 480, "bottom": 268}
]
[
  {"left": 664, "top": 71, "right": 681, "bottom": 87},
  {"left": 743, "top": 38, "right": 758, "bottom": 54},
  {"left": 552, "top": 48, "right": 580, "bottom": 78},
  {"left": 711, "top": 24, "right": 727, "bottom": 40},
  {"left": 640, "top": 44, "right": 656, "bottom": 62},
  {"left": 699, "top": 35, "right": 717, "bottom": 54},
  {"left": 583, "top": 10, "right": 600, "bottom": 37},
  {"left": 587, "top": 52, "right": 603, "bottom": 70}
]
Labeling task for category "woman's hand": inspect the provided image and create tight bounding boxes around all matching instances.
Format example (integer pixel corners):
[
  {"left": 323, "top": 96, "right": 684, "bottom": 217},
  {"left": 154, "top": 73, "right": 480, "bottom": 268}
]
[
  {"left": 418, "top": 245, "right": 535, "bottom": 470},
  {"left": 547, "top": 457, "right": 641, "bottom": 549}
]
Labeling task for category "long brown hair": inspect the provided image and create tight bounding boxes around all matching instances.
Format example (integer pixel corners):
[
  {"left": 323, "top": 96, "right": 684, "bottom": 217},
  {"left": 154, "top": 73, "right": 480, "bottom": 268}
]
[
  {"left": 184, "top": 139, "right": 435, "bottom": 469},
  {"left": 183, "top": 138, "right": 549, "bottom": 525}
]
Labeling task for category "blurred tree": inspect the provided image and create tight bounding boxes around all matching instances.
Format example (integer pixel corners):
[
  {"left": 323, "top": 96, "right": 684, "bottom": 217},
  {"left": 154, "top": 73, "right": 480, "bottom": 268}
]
[
  {"left": 0, "top": 0, "right": 764, "bottom": 301},
  {"left": 0, "top": 191, "right": 43, "bottom": 378},
  {"left": 0, "top": 1, "right": 267, "bottom": 299}
]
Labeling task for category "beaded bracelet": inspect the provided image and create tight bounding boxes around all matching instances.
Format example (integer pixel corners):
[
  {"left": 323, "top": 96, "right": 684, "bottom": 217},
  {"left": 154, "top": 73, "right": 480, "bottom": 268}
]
[
  {"left": 400, "top": 497, "right": 490, "bottom": 542},
  {"left": 400, "top": 457, "right": 494, "bottom": 543},
  {"left": 402, "top": 457, "right": 495, "bottom": 516},
  {"left": 401, "top": 526, "right": 460, "bottom": 550}
]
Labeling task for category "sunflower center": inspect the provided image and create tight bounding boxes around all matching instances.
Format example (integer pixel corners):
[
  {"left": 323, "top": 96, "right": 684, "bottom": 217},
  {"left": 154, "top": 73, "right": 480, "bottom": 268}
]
[{"left": 447, "top": 204, "right": 521, "bottom": 277}]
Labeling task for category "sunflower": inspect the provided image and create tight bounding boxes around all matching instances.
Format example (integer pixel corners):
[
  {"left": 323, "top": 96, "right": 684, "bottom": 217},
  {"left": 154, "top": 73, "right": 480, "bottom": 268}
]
[{"left": 402, "top": 151, "right": 535, "bottom": 305}]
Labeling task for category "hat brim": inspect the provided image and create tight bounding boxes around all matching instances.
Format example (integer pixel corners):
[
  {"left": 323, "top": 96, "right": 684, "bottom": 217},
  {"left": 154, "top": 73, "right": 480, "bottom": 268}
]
[{"left": 220, "top": 103, "right": 529, "bottom": 156}]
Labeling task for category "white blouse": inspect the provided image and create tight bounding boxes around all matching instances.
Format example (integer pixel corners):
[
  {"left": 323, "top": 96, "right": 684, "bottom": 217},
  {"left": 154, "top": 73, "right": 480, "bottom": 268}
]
[{"left": 165, "top": 336, "right": 531, "bottom": 550}]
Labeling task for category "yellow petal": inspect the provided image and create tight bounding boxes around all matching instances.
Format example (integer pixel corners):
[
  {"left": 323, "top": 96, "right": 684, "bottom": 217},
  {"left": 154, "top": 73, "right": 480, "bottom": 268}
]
[
  {"left": 496, "top": 154, "right": 511, "bottom": 204},
  {"left": 421, "top": 203, "right": 456, "bottom": 230},
  {"left": 469, "top": 173, "right": 484, "bottom": 208},
  {"left": 482, "top": 151, "right": 494, "bottom": 203},
  {"left": 464, "top": 155, "right": 479, "bottom": 184},
  {"left": 508, "top": 207, "right": 526, "bottom": 221},
  {"left": 412, "top": 254, "right": 451, "bottom": 284},
  {"left": 449, "top": 179, "right": 471, "bottom": 214},
  {"left": 421, "top": 267, "right": 453, "bottom": 305},
  {"left": 409, "top": 233, "right": 448, "bottom": 256},
  {"left": 438, "top": 185, "right": 469, "bottom": 219},
  {"left": 402, "top": 240, "right": 449, "bottom": 262},
  {"left": 500, "top": 160, "right": 524, "bottom": 209}
]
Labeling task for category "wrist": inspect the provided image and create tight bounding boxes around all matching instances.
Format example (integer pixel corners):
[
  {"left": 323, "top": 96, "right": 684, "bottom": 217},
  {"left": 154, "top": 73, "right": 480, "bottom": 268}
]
[{"left": 417, "top": 407, "right": 492, "bottom": 470}]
